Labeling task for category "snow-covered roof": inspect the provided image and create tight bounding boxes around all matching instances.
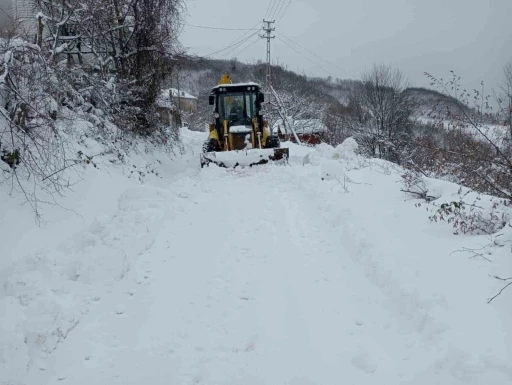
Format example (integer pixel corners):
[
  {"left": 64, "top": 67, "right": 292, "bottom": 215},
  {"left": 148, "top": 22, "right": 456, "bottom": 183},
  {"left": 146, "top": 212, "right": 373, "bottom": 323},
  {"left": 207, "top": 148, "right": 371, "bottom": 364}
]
[
  {"left": 168, "top": 88, "right": 197, "bottom": 100},
  {"left": 156, "top": 88, "right": 197, "bottom": 108},
  {"left": 272, "top": 117, "right": 328, "bottom": 135}
]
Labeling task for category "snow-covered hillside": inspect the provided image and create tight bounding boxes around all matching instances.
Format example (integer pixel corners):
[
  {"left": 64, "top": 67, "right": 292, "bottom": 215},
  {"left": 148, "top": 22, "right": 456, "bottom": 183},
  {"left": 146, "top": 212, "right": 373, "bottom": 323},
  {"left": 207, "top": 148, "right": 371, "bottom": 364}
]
[{"left": 1, "top": 128, "right": 512, "bottom": 385}]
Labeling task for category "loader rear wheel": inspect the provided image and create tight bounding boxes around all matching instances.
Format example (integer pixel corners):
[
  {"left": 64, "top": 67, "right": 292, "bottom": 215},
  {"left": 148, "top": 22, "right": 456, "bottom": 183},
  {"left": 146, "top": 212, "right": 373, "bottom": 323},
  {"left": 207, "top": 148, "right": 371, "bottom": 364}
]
[{"left": 203, "top": 138, "right": 220, "bottom": 153}]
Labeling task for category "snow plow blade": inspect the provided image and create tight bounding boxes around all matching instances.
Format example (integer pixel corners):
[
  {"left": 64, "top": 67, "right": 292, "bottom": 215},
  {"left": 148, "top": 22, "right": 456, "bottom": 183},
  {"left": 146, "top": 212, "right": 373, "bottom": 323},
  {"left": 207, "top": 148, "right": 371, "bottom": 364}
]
[{"left": 200, "top": 147, "right": 289, "bottom": 168}]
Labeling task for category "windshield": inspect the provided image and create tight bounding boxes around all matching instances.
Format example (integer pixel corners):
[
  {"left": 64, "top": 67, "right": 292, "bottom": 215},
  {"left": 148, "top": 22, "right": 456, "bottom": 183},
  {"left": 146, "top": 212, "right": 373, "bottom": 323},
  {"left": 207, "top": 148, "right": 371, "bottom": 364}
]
[{"left": 218, "top": 92, "right": 257, "bottom": 125}]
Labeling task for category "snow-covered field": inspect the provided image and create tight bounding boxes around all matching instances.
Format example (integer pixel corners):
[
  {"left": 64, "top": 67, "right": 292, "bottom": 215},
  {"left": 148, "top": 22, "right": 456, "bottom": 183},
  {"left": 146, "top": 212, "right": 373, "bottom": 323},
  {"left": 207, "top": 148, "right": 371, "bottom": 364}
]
[
  {"left": 1, "top": 128, "right": 512, "bottom": 385},
  {"left": 417, "top": 115, "right": 510, "bottom": 147}
]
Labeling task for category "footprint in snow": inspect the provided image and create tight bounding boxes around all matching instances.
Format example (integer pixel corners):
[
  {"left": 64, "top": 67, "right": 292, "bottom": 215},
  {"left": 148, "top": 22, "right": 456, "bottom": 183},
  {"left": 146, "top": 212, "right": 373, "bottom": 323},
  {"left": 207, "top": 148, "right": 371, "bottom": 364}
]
[
  {"left": 115, "top": 305, "right": 126, "bottom": 315},
  {"left": 352, "top": 352, "right": 377, "bottom": 374},
  {"left": 136, "top": 274, "right": 151, "bottom": 285}
]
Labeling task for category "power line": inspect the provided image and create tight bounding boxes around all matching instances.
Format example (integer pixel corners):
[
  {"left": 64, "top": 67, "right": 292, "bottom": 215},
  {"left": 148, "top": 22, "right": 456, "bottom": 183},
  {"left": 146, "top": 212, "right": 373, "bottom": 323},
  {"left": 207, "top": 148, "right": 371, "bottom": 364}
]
[
  {"left": 276, "top": 0, "right": 292, "bottom": 24},
  {"left": 266, "top": 0, "right": 277, "bottom": 19},
  {"left": 275, "top": 31, "right": 355, "bottom": 79},
  {"left": 222, "top": 31, "right": 261, "bottom": 58},
  {"left": 231, "top": 35, "right": 261, "bottom": 58},
  {"left": 275, "top": 35, "right": 334, "bottom": 77},
  {"left": 267, "top": 0, "right": 283, "bottom": 21},
  {"left": 204, "top": 29, "right": 260, "bottom": 58},
  {"left": 201, "top": 22, "right": 261, "bottom": 58},
  {"left": 272, "top": 0, "right": 287, "bottom": 23},
  {"left": 276, "top": 31, "right": 335, "bottom": 68},
  {"left": 264, "top": 0, "right": 276, "bottom": 19},
  {"left": 184, "top": 23, "right": 258, "bottom": 31}
]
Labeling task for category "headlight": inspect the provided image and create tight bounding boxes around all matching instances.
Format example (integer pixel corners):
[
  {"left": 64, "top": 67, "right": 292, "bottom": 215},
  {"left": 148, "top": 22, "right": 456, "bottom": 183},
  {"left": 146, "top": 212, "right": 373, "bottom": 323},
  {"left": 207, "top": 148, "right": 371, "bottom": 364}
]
[{"left": 214, "top": 112, "right": 219, "bottom": 118}]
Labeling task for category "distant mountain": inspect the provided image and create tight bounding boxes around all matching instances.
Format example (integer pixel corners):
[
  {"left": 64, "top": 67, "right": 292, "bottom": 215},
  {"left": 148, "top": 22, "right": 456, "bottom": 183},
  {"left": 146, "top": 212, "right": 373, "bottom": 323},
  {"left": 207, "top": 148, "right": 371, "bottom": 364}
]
[
  {"left": 404, "top": 87, "right": 473, "bottom": 120},
  {"left": 167, "top": 56, "right": 478, "bottom": 125},
  {"left": 167, "top": 56, "right": 345, "bottom": 105}
]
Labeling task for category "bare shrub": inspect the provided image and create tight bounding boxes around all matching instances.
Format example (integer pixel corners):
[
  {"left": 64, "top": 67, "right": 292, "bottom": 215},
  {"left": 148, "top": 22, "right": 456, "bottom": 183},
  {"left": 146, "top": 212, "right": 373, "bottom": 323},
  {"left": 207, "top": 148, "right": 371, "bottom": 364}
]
[
  {"left": 419, "top": 70, "right": 512, "bottom": 201},
  {"left": 400, "top": 168, "right": 438, "bottom": 202},
  {"left": 428, "top": 191, "right": 510, "bottom": 235}
]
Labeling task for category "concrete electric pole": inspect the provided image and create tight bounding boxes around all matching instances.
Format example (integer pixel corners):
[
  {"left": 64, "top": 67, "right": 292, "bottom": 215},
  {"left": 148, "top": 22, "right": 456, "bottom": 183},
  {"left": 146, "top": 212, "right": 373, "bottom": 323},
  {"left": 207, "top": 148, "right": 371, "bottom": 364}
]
[{"left": 260, "top": 19, "right": 275, "bottom": 115}]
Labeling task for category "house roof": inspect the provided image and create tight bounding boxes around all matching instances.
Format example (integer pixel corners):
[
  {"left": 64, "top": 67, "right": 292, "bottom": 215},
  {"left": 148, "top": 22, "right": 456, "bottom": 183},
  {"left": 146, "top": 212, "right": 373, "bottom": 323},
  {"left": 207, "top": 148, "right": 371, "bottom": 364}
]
[
  {"left": 168, "top": 88, "right": 197, "bottom": 100},
  {"left": 156, "top": 88, "right": 197, "bottom": 108}
]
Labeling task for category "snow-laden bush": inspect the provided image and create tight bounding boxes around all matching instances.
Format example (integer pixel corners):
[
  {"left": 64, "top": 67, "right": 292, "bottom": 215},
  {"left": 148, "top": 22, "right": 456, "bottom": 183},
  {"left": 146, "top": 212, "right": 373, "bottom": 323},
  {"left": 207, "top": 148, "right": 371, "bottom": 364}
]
[
  {"left": 0, "top": 38, "right": 76, "bottom": 219},
  {"left": 401, "top": 168, "right": 512, "bottom": 235}
]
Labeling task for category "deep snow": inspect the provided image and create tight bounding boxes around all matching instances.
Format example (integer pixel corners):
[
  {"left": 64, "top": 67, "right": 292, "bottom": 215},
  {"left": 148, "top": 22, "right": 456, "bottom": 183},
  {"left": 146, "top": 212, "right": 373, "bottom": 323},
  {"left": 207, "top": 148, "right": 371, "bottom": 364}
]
[{"left": 1, "top": 128, "right": 512, "bottom": 385}]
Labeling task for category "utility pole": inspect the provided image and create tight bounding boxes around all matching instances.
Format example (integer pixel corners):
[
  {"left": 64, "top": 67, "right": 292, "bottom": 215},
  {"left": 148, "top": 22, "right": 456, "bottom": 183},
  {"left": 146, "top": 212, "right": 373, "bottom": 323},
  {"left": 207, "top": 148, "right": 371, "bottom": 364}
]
[{"left": 260, "top": 19, "right": 275, "bottom": 117}]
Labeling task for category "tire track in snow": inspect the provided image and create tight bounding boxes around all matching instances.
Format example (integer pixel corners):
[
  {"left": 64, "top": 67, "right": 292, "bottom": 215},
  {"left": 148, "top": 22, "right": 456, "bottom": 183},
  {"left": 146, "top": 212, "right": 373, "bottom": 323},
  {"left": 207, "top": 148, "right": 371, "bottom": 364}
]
[
  {"left": 288, "top": 167, "right": 449, "bottom": 339},
  {"left": 262, "top": 167, "right": 422, "bottom": 380},
  {"left": 35, "top": 164, "right": 406, "bottom": 384},
  {"left": 280, "top": 161, "right": 512, "bottom": 383},
  {"left": 211, "top": 167, "right": 400, "bottom": 383}
]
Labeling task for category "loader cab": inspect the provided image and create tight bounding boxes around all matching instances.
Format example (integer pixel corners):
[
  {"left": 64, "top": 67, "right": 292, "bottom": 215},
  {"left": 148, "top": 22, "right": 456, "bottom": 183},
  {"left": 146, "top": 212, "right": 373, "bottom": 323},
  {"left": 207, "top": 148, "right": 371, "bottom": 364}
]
[{"left": 209, "top": 83, "right": 265, "bottom": 132}]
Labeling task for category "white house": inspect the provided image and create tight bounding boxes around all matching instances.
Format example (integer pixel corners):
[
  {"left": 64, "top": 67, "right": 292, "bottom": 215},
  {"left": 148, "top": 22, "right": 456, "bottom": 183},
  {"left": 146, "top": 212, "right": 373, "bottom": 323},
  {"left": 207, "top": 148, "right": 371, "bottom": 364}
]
[
  {"left": 156, "top": 88, "right": 197, "bottom": 111},
  {"left": 156, "top": 87, "right": 198, "bottom": 128}
]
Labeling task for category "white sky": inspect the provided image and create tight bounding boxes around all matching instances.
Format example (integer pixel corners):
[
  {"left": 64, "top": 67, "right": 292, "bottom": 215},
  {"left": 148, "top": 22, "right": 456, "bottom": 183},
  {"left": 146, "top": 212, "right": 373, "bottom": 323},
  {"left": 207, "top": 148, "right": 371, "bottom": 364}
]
[{"left": 180, "top": 0, "right": 512, "bottom": 97}]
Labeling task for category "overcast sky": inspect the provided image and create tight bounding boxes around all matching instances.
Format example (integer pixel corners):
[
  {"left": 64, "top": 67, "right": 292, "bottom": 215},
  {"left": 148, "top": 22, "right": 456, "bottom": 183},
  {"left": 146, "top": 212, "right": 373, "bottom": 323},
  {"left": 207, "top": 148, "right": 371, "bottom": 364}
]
[
  {"left": 0, "top": 0, "right": 11, "bottom": 29},
  {"left": 180, "top": 0, "right": 511, "bottom": 96}
]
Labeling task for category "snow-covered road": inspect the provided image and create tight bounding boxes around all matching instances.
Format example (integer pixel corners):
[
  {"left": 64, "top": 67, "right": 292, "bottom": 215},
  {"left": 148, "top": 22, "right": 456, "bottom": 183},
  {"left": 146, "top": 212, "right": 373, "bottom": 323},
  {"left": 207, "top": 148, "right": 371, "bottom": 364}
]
[
  {"left": 15, "top": 135, "right": 509, "bottom": 385},
  {"left": 3, "top": 130, "right": 511, "bottom": 385}
]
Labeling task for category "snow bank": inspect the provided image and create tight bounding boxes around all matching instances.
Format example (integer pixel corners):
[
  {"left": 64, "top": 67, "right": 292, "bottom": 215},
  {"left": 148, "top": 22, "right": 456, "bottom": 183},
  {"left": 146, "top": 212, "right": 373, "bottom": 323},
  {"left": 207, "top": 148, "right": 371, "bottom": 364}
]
[
  {"left": 0, "top": 127, "right": 204, "bottom": 383},
  {"left": 294, "top": 138, "right": 512, "bottom": 383},
  {"left": 401, "top": 166, "right": 512, "bottom": 237},
  {"left": 303, "top": 138, "right": 359, "bottom": 165},
  {"left": 1, "top": 186, "right": 173, "bottom": 381},
  {"left": 280, "top": 140, "right": 315, "bottom": 161}
]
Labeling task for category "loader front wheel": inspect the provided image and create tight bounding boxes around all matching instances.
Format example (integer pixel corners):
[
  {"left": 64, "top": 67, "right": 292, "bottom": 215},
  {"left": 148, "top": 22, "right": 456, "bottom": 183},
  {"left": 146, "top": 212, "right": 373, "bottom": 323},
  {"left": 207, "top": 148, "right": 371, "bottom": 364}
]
[{"left": 265, "top": 135, "right": 280, "bottom": 149}]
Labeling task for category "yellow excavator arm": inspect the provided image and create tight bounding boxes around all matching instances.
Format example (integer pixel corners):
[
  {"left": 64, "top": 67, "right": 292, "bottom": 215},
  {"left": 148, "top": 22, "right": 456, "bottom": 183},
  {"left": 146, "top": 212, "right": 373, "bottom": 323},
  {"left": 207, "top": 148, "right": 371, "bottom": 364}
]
[{"left": 218, "top": 74, "right": 232, "bottom": 85}]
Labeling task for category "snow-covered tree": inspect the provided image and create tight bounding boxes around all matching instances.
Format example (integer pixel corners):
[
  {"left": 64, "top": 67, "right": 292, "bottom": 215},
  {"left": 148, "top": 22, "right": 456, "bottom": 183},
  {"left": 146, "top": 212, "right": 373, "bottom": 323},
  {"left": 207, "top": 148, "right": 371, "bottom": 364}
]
[
  {"left": 415, "top": 69, "right": 512, "bottom": 200},
  {"left": 498, "top": 61, "right": 512, "bottom": 138},
  {"left": 33, "top": 0, "right": 186, "bottom": 133},
  {"left": 0, "top": 0, "right": 186, "bottom": 217},
  {"left": 346, "top": 64, "right": 417, "bottom": 163}
]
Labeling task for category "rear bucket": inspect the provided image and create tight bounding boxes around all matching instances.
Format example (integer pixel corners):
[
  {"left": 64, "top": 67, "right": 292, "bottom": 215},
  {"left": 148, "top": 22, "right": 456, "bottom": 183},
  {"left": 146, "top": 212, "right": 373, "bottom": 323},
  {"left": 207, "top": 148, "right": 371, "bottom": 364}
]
[{"left": 200, "top": 147, "right": 289, "bottom": 168}]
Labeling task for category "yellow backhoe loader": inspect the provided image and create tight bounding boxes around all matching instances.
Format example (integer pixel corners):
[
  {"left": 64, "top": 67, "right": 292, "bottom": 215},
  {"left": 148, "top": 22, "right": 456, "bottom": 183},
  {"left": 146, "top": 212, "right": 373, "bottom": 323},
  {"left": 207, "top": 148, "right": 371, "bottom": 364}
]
[{"left": 200, "top": 74, "right": 289, "bottom": 168}]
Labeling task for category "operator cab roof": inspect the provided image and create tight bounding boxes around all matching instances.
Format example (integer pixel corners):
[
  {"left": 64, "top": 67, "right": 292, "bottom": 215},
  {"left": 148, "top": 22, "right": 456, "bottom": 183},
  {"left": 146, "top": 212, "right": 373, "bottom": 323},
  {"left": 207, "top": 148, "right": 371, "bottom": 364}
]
[{"left": 211, "top": 82, "right": 262, "bottom": 92}]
